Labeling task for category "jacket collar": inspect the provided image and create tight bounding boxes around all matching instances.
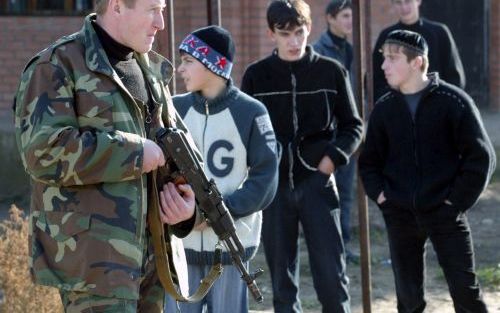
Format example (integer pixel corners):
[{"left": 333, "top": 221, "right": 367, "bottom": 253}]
[
  {"left": 319, "top": 30, "right": 346, "bottom": 51},
  {"left": 191, "top": 79, "right": 238, "bottom": 114},
  {"left": 318, "top": 31, "right": 336, "bottom": 49},
  {"left": 270, "top": 45, "right": 316, "bottom": 72},
  {"left": 390, "top": 72, "right": 440, "bottom": 100},
  {"left": 397, "top": 18, "right": 425, "bottom": 30},
  {"left": 81, "top": 13, "right": 173, "bottom": 86}
]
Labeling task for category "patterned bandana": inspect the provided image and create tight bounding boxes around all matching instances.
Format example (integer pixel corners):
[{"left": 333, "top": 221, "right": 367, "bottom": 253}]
[{"left": 179, "top": 35, "right": 233, "bottom": 80}]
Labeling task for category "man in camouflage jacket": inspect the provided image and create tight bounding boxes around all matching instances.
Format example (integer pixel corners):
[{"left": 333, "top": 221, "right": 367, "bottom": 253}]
[{"left": 14, "top": 0, "right": 197, "bottom": 311}]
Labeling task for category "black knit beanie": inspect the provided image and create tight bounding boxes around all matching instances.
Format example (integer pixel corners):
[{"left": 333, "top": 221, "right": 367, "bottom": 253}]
[
  {"left": 384, "top": 29, "right": 428, "bottom": 55},
  {"left": 179, "top": 25, "right": 235, "bottom": 79}
]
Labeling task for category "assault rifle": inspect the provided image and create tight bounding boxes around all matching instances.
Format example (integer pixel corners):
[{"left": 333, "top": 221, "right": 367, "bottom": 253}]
[{"left": 155, "top": 127, "right": 264, "bottom": 303}]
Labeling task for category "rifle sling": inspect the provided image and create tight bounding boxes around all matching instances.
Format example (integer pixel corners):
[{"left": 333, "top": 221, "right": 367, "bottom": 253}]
[{"left": 148, "top": 170, "right": 223, "bottom": 302}]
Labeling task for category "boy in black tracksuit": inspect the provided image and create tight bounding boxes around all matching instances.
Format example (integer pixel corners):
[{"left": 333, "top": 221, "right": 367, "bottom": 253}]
[
  {"left": 359, "top": 30, "right": 495, "bottom": 313},
  {"left": 241, "top": 1, "right": 363, "bottom": 312},
  {"left": 372, "top": 0, "right": 465, "bottom": 100}
]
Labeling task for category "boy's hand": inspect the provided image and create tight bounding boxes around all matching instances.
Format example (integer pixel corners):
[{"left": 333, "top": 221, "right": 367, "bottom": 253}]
[
  {"left": 318, "top": 155, "right": 335, "bottom": 175},
  {"left": 159, "top": 182, "right": 196, "bottom": 225},
  {"left": 377, "top": 191, "right": 386, "bottom": 205}
]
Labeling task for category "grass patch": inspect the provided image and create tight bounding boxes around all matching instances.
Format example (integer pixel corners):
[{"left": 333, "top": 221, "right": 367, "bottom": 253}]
[
  {"left": 433, "top": 265, "right": 500, "bottom": 290},
  {"left": 491, "top": 147, "right": 500, "bottom": 183},
  {"left": 477, "top": 265, "right": 500, "bottom": 290}
]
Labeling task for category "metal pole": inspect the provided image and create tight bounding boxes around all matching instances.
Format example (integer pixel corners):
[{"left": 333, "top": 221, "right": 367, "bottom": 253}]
[
  {"left": 207, "top": 0, "right": 221, "bottom": 26},
  {"left": 352, "top": 0, "right": 372, "bottom": 312},
  {"left": 166, "top": 0, "right": 176, "bottom": 93}
]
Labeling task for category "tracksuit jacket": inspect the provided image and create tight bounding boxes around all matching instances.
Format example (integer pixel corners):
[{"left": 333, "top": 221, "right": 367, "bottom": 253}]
[
  {"left": 359, "top": 74, "right": 496, "bottom": 212},
  {"left": 241, "top": 46, "right": 363, "bottom": 188}
]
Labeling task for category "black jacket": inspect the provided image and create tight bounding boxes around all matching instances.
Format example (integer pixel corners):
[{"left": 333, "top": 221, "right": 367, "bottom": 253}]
[
  {"left": 359, "top": 74, "right": 496, "bottom": 211},
  {"left": 373, "top": 18, "right": 466, "bottom": 100},
  {"left": 241, "top": 47, "right": 363, "bottom": 187}
]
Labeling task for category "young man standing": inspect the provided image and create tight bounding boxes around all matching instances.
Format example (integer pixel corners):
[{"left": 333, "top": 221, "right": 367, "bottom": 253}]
[
  {"left": 14, "top": 0, "right": 198, "bottom": 311},
  {"left": 372, "top": 0, "right": 466, "bottom": 100},
  {"left": 241, "top": 1, "right": 363, "bottom": 312},
  {"left": 163, "top": 25, "right": 278, "bottom": 313},
  {"left": 313, "top": 0, "right": 358, "bottom": 263},
  {"left": 313, "top": 0, "right": 353, "bottom": 71},
  {"left": 359, "top": 30, "right": 495, "bottom": 313}
]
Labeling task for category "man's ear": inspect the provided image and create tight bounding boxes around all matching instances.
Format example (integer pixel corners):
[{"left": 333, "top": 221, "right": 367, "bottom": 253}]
[
  {"left": 108, "top": 0, "right": 120, "bottom": 15},
  {"left": 267, "top": 29, "right": 276, "bottom": 42},
  {"left": 326, "top": 13, "right": 335, "bottom": 25},
  {"left": 411, "top": 56, "right": 424, "bottom": 70}
]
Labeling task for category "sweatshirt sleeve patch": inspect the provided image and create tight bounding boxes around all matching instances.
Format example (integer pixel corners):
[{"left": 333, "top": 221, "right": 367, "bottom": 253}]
[
  {"left": 255, "top": 114, "right": 276, "bottom": 152},
  {"left": 256, "top": 114, "right": 273, "bottom": 135}
]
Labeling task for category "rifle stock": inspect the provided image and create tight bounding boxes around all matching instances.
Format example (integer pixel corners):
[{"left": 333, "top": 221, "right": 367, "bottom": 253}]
[{"left": 156, "top": 127, "right": 264, "bottom": 303}]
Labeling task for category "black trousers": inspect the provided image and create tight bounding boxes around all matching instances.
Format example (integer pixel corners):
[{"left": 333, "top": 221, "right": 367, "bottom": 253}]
[
  {"left": 381, "top": 202, "right": 488, "bottom": 313},
  {"left": 262, "top": 172, "right": 350, "bottom": 313}
]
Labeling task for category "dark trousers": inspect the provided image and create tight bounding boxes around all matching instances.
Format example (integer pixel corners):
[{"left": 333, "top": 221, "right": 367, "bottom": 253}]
[
  {"left": 335, "top": 158, "right": 356, "bottom": 243},
  {"left": 381, "top": 202, "right": 488, "bottom": 313},
  {"left": 262, "top": 171, "right": 350, "bottom": 313}
]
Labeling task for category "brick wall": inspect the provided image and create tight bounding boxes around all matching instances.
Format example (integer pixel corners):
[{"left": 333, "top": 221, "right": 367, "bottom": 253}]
[
  {"left": 0, "top": 0, "right": 498, "bottom": 116},
  {"left": 490, "top": 0, "right": 500, "bottom": 111},
  {"left": 162, "top": 0, "right": 332, "bottom": 92},
  {"left": 0, "top": 17, "right": 83, "bottom": 124}
]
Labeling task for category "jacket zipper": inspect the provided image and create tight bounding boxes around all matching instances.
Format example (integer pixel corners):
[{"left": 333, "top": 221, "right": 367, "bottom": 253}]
[
  {"left": 200, "top": 100, "right": 210, "bottom": 253},
  {"left": 289, "top": 72, "right": 298, "bottom": 190},
  {"left": 412, "top": 118, "right": 419, "bottom": 210}
]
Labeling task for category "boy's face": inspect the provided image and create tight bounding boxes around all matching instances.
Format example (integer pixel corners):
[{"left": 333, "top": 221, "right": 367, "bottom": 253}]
[
  {"left": 327, "top": 8, "right": 352, "bottom": 37},
  {"left": 177, "top": 53, "right": 211, "bottom": 92},
  {"left": 269, "top": 24, "right": 311, "bottom": 61},
  {"left": 381, "top": 45, "right": 417, "bottom": 90},
  {"left": 115, "top": 0, "right": 166, "bottom": 53},
  {"left": 392, "top": 0, "right": 421, "bottom": 25}
]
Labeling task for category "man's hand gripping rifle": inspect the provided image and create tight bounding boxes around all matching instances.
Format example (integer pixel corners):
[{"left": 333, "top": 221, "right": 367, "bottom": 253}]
[{"left": 156, "top": 127, "right": 264, "bottom": 303}]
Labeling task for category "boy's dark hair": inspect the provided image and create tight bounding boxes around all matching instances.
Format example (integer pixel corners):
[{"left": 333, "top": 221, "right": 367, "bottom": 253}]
[
  {"left": 326, "top": 0, "right": 352, "bottom": 18},
  {"left": 266, "top": 0, "right": 312, "bottom": 31}
]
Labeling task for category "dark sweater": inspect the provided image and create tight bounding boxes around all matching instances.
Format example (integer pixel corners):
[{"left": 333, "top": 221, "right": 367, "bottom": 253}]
[
  {"left": 372, "top": 18, "right": 466, "bottom": 100},
  {"left": 313, "top": 30, "right": 353, "bottom": 71},
  {"left": 359, "top": 74, "right": 496, "bottom": 212},
  {"left": 241, "top": 46, "right": 363, "bottom": 187}
]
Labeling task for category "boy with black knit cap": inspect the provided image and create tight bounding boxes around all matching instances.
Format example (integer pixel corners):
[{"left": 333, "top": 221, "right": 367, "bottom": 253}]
[
  {"left": 242, "top": 1, "right": 363, "bottom": 312},
  {"left": 372, "top": 0, "right": 466, "bottom": 100},
  {"left": 359, "top": 29, "right": 495, "bottom": 313},
  {"left": 163, "top": 25, "right": 278, "bottom": 313}
]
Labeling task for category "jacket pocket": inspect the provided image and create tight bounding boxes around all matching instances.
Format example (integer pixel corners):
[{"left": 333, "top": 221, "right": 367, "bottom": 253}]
[
  {"left": 34, "top": 211, "right": 91, "bottom": 242},
  {"left": 31, "top": 211, "right": 96, "bottom": 291},
  {"left": 77, "top": 97, "right": 115, "bottom": 131}
]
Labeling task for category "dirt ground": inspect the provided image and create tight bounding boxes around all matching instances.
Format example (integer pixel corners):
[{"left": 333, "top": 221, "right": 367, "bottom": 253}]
[
  {"left": 248, "top": 183, "right": 500, "bottom": 313},
  {"left": 249, "top": 111, "right": 500, "bottom": 313},
  {"left": 1, "top": 112, "right": 498, "bottom": 313}
]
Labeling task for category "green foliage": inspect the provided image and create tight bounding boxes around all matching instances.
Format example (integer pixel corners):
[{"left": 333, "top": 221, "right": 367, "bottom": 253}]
[
  {"left": 477, "top": 265, "right": 500, "bottom": 290},
  {"left": 491, "top": 147, "right": 500, "bottom": 183}
]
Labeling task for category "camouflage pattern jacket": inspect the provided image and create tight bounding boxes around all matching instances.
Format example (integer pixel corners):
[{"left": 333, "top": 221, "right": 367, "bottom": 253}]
[{"left": 14, "top": 14, "right": 190, "bottom": 300}]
